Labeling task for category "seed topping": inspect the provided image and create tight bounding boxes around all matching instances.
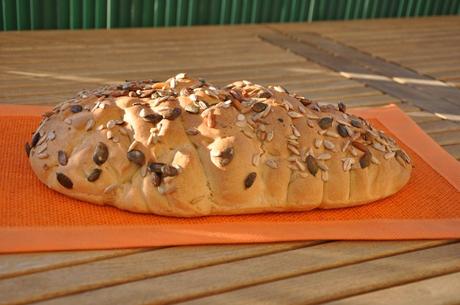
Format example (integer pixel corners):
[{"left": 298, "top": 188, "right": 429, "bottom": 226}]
[
  {"left": 93, "top": 142, "right": 109, "bottom": 165},
  {"left": 306, "top": 155, "right": 318, "bottom": 176},
  {"left": 87, "top": 169, "right": 102, "bottom": 182},
  {"left": 318, "top": 117, "right": 333, "bottom": 129},
  {"left": 244, "top": 172, "right": 257, "bottom": 189},
  {"left": 56, "top": 172, "right": 73, "bottom": 189},
  {"left": 127, "top": 150, "right": 145, "bottom": 166}
]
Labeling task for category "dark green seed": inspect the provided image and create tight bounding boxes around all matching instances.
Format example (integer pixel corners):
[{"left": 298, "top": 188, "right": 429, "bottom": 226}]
[
  {"left": 56, "top": 172, "right": 73, "bottom": 189},
  {"left": 338, "top": 102, "right": 346, "bottom": 113},
  {"left": 163, "top": 107, "right": 182, "bottom": 120},
  {"left": 352, "top": 141, "right": 368, "bottom": 152},
  {"left": 127, "top": 150, "right": 145, "bottom": 166},
  {"left": 244, "top": 172, "right": 257, "bottom": 189},
  {"left": 87, "top": 168, "right": 102, "bottom": 182},
  {"left": 359, "top": 152, "right": 372, "bottom": 169},
  {"left": 252, "top": 102, "right": 267, "bottom": 113},
  {"left": 351, "top": 119, "right": 362, "bottom": 128},
  {"left": 217, "top": 147, "right": 234, "bottom": 166},
  {"left": 161, "top": 165, "right": 178, "bottom": 177},
  {"left": 258, "top": 91, "right": 272, "bottom": 98},
  {"left": 31, "top": 132, "right": 41, "bottom": 147},
  {"left": 318, "top": 117, "right": 333, "bottom": 129},
  {"left": 58, "top": 150, "right": 68, "bottom": 166},
  {"left": 93, "top": 142, "right": 109, "bottom": 165},
  {"left": 70, "top": 104, "right": 83, "bottom": 113},
  {"left": 143, "top": 113, "right": 163, "bottom": 124},
  {"left": 151, "top": 172, "right": 161, "bottom": 186},
  {"left": 147, "top": 162, "right": 165, "bottom": 173},
  {"left": 337, "top": 124, "right": 349, "bottom": 137},
  {"left": 306, "top": 155, "right": 318, "bottom": 176},
  {"left": 25, "top": 143, "right": 31, "bottom": 157}
]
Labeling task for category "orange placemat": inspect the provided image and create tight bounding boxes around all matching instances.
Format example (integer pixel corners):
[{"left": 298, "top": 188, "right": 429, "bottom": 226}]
[{"left": 0, "top": 104, "right": 459, "bottom": 253}]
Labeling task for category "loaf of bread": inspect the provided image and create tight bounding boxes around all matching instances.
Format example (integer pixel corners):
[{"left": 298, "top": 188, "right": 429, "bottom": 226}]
[{"left": 26, "top": 74, "right": 412, "bottom": 217}]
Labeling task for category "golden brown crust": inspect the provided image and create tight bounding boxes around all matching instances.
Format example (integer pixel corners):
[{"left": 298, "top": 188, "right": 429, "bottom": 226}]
[{"left": 27, "top": 74, "right": 412, "bottom": 217}]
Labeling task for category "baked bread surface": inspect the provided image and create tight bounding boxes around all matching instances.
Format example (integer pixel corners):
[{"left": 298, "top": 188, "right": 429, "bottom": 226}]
[{"left": 27, "top": 74, "right": 412, "bottom": 217}]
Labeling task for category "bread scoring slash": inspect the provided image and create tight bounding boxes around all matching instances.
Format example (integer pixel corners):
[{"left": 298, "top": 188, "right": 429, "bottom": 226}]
[{"left": 26, "top": 74, "right": 412, "bottom": 217}]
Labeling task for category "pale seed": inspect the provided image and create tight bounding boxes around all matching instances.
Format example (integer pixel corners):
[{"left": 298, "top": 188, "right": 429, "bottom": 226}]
[
  {"left": 314, "top": 138, "right": 322, "bottom": 149},
  {"left": 323, "top": 140, "right": 335, "bottom": 150},
  {"left": 266, "top": 130, "right": 274, "bottom": 142},
  {"left": 47, "top": 131, "right": 56, "bottom": 141},
  {"left": 265, "top": 159, "right": 278, "bottom": 169},
  {"left": 384, "top": 151, "right": 395, "bottom": 160},
  {"left": 85, "top": 119, "right": 95, "bottom": 131},
  {"left": 288, "top": 111, "right": 303, "bottom": 119},
  {"left": 326, "top": 130, "right": 340, "bottom": 138},
  {"left": 252, "top": 154, "right": 260, "bottom": 166},
  {"left": 237, "top": 114, "right": 246, "bottom": 121},
  {"left": 107, "top": 120, "right": 117, "bottom": 129},
  {"left": 321, "top": 170, "right": 329, "bottom": 182},
  {"left": 288, "top": 145, "right": 300, "bottom": 155},
  {"left": 317, "top": 153, "right": 332, "bottom": 160},
  {"left": 37, "top": 152, "right": 49, "bottom": 159},
  {"left": 295, "top": 158, "right": 306, "bottom": 171},
  {"left": 291, "top": 124, "right": 301, "bottom": 137}
]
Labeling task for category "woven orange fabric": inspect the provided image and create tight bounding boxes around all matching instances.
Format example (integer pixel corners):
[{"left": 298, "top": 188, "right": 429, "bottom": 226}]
[{"left": 0, "top": 104, "right": 459, "bottom": 252}]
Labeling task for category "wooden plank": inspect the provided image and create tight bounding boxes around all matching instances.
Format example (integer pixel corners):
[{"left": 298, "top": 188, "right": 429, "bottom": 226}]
[
  {"left": 32, "top": 241, "right": 451, "bottom": 305},
  {"left": 289, "top": 32, "right": 460, "bottom": 108},
  {"left": 406, "top": 112, "right": 440, "bottom": 124},
  {"left": 444, "top": 143, "right": 460, "bottom": 160},
  {"left": 0, "top": 242, "right": 318, "bottom": 305},
  {"left": 178, "top": 242, "right": 460, "bottom": 305},
  {"left": 418, "top": 120, "right": 460, "bottom": 134},
  {"left": 323, "top": 271, "right": 460, "bottom": 305},
  {"left": 0, "top": 249, "right": 146, "bottom": 280},
  {"left": 431, "top": 130, "right": 460, "bottom": 146},
  {"left": 258, "top": 32, "right": 460, "bottom": 115},
  {"left": 316, "top": 94, "right": 398, "bottom": 108},
  {"left": 301, "top": 86, "right": 382, "bottom": 100}
]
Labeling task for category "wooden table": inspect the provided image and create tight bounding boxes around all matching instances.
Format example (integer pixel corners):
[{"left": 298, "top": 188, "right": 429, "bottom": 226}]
[{"left": 1, "top": 16, "right": 459, "bottom": 305}]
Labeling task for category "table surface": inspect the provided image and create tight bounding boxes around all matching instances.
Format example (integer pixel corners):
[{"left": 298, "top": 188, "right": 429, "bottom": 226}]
[{"left": 1, "top": 16, "right": 460, "bottom": 305}]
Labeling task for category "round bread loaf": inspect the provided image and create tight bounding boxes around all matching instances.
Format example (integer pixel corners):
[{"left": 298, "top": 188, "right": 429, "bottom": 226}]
[{"left": 26, "top": 74, "right": 412, "bottom": 217}]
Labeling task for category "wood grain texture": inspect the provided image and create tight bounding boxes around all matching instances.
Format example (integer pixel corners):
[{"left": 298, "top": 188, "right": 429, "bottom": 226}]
[
  {"left": 32, "top": 241, "right": 451, "bottom": 305},
  {"left": 0, "top": 249, "right": 145, "bottom": 280},
  {"left": 323, "top": 271, "right": 460, "bottom": 305},
  {"left": 177, "top": 242, "right": 460, "bottom": 305},
  {"left": 0, "top": 242, "right": 317, "bottom": 305}
]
